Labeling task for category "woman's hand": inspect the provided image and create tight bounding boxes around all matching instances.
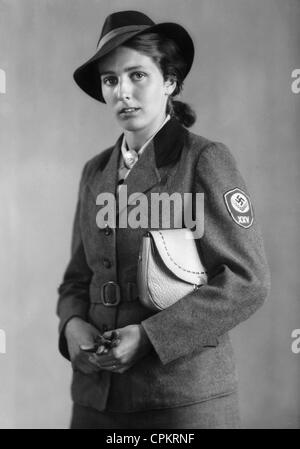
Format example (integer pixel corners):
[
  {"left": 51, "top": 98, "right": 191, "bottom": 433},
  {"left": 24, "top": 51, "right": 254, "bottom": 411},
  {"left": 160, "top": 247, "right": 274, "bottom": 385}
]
[
  {"left": 88, "top": 325, "right": 153, "bottom": 374},
  {"left": 64, "top": 317, "right": 102, "bottom": 374}
]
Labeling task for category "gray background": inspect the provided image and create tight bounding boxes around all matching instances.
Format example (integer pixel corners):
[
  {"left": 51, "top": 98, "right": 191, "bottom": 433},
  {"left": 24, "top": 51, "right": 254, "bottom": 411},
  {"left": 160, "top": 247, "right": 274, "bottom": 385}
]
[{"left": 0, "top": 0, "right": 299, "bottom": 428}]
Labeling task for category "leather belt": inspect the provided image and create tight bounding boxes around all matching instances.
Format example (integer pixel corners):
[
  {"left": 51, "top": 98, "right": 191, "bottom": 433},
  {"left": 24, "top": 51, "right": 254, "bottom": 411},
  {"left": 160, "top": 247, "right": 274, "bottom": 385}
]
[{"left": 100, "top": 281, "right": 139, "bottom": 307}]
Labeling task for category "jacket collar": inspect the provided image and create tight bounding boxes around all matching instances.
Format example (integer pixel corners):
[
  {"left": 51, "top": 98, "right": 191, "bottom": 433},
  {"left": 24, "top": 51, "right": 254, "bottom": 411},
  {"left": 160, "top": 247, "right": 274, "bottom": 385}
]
[
  {"left": 153, "top": 116, "right": 187, "bottom": 169},
  {"left": 87, "top": 117, "right": 187, "bottom": 200}
]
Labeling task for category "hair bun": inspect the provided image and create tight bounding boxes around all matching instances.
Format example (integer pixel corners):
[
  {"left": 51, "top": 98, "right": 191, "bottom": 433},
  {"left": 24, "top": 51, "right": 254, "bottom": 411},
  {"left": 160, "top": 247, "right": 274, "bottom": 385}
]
[{"left": 170, "top": 100, "right": 196, "bottom": 128}]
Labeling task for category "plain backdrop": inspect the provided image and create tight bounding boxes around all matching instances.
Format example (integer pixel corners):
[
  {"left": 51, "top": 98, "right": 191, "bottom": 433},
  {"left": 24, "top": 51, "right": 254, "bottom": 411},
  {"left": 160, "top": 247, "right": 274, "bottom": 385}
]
[{"left": 0, "top": 0, "right": 299, "bottom": 428}]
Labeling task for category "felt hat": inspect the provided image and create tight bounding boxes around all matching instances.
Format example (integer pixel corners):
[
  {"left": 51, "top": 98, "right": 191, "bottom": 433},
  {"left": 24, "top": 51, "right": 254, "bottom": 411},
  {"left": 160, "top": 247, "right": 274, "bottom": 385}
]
[{"left": 73, "top": 10, "right": 194, "bottom": 102}]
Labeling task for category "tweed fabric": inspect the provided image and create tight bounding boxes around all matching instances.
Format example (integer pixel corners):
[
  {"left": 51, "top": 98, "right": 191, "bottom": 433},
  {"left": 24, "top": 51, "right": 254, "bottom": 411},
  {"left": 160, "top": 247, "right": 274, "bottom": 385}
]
[{"left": 70, "top": 392, "right": 241, "bottom": 429}]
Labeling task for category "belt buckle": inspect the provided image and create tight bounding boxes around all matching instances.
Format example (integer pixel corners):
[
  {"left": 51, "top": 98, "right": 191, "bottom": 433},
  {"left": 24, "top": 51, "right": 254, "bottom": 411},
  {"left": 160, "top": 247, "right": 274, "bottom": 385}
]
[{"left": 101, "top": 281, "right": 121, "bottom": 307}]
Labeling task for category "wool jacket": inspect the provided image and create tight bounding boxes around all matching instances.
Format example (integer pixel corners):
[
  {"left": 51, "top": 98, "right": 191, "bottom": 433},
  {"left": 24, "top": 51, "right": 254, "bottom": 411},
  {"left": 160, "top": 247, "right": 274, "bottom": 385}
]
[{"left": 57, "top": 117, "right": 270, "bottom": 413}]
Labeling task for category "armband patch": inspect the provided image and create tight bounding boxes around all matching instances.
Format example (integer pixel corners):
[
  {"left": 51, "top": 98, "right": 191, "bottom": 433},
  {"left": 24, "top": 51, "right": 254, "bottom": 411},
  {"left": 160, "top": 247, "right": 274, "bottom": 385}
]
[{"left": 224, "top": 188, "right": 254, "bottom": 228}]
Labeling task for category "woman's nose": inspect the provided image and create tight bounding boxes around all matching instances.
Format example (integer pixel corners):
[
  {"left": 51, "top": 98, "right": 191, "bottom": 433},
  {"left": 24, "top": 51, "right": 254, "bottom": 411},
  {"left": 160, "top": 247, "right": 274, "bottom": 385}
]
[{"left": 115, "top": 77, "right": 131, "bottom": 101}]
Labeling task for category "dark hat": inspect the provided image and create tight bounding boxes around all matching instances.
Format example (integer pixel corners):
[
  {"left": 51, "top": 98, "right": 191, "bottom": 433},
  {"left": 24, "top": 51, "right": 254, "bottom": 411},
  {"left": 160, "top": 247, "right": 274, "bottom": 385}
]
[{"left": 73, "top": 10, "right": 194, "bottom": 102}]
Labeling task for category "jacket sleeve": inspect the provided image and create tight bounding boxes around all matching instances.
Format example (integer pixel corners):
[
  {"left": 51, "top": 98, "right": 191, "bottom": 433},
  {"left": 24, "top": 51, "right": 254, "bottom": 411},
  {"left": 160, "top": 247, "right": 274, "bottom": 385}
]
[
  {"left": 141, "top": 142, "right": 271, "bottom": 365},
  {"left": 56, "top": 163, "right": 93, "bottom": 360}
]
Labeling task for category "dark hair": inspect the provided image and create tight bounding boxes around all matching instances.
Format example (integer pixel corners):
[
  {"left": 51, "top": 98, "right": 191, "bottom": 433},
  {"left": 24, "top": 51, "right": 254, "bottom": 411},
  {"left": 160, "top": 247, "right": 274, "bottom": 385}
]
[{"left": 124, "top": 32, "right": 196, "bottom": 128}]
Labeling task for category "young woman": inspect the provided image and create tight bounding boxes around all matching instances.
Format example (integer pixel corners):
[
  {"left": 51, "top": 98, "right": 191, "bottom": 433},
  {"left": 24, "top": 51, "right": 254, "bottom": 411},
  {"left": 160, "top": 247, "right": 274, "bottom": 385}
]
[{"left": 57, "top": 10, "right": 270, "bottom": 429}]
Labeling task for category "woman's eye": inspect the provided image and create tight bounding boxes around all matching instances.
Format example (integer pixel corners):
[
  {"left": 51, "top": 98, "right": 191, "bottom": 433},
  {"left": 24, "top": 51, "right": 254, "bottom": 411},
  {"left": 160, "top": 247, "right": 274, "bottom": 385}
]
[
  {"left": 131, "top": 72, "right": 146, "bottom": 81},
  {"left": 102, "top": 77, "right": 117, "bottom": 86}
]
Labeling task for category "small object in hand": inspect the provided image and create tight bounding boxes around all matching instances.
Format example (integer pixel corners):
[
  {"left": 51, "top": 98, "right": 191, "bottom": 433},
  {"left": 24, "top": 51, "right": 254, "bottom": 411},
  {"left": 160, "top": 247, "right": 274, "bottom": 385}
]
[
  {"left": 81, "top": 331, "right": 120, "bottom": 353},
  {"left": 80, "top": 343, "right": 99, "bottom": 353},
  {"left": 95, "top": 345, "right": 106, "bottom": 355}
]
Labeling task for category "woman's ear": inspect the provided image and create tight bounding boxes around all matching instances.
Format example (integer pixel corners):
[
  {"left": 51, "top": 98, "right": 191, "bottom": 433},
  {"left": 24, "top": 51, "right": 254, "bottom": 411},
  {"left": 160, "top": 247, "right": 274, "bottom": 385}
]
[{"left": 164, "top": 77, "right": 177, "bottom": 96}]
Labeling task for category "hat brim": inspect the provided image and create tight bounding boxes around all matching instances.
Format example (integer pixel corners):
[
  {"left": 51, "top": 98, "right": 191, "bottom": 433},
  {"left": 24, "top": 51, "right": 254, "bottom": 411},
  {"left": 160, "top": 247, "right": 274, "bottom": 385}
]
[{"left": 73, "top": 22, "right": 194, "bottom": 102}]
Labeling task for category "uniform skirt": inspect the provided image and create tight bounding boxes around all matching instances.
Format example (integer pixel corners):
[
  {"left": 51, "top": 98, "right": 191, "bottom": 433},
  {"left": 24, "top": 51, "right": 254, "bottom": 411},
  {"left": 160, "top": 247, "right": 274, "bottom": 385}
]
[{"left": 70, "top": 392, "right": 240, "bottom": 429}]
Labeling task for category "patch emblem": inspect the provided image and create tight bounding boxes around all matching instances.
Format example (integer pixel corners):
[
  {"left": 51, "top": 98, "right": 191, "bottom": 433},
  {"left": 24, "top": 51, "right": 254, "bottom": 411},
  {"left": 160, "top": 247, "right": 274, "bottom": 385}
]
[{"left": 224, "top": 188, "right": 254, "bottom": 228}]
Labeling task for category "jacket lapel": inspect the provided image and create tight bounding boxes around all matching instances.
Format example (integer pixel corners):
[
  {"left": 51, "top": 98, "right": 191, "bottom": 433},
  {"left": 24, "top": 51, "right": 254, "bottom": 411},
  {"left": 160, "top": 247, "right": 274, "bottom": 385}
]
[
  {"left": 86, "top": 117, "right": 187, "bottom": 208},
  {"left": 86, "top": 137, "right": 121, "bottom": 200},
  {"left": 123, "top": 117, "right": 187, "bottom": 193}
]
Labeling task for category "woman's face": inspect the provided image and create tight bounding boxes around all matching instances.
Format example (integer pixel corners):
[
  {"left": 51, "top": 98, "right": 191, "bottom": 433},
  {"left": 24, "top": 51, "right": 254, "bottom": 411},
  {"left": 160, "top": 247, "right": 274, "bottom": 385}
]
[{"left": 99, "top": 46, "right": 175, "bottom": 136}]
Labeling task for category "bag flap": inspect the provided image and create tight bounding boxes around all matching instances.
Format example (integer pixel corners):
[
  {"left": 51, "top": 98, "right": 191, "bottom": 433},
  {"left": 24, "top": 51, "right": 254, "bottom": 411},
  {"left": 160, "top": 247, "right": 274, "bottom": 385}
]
[{"left": 149, "top": 228, "right": 207, "bottom": 285}]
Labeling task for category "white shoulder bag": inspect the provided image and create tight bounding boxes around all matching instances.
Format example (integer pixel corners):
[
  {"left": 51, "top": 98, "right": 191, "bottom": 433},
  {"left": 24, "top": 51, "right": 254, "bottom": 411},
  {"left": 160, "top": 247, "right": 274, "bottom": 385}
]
[{"left": 137, "top": 228, "right": 207, "bottom": 311}]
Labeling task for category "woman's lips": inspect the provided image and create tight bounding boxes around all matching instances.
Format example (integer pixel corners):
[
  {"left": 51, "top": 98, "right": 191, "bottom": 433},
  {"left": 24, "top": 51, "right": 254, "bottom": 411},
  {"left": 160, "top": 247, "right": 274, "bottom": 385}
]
[{"left": 118, "top": 107, "right": 141, "bottom": 117}]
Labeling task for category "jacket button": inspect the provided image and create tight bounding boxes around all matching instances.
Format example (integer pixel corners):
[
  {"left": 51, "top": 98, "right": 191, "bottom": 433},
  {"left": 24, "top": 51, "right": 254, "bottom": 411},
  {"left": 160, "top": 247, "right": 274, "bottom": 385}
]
[
  {"left": 104, "top": 225, "right": 112, "bottom": 236},
  {"left": 103, "top": 258, "right": 112, "bottom": 269}
]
